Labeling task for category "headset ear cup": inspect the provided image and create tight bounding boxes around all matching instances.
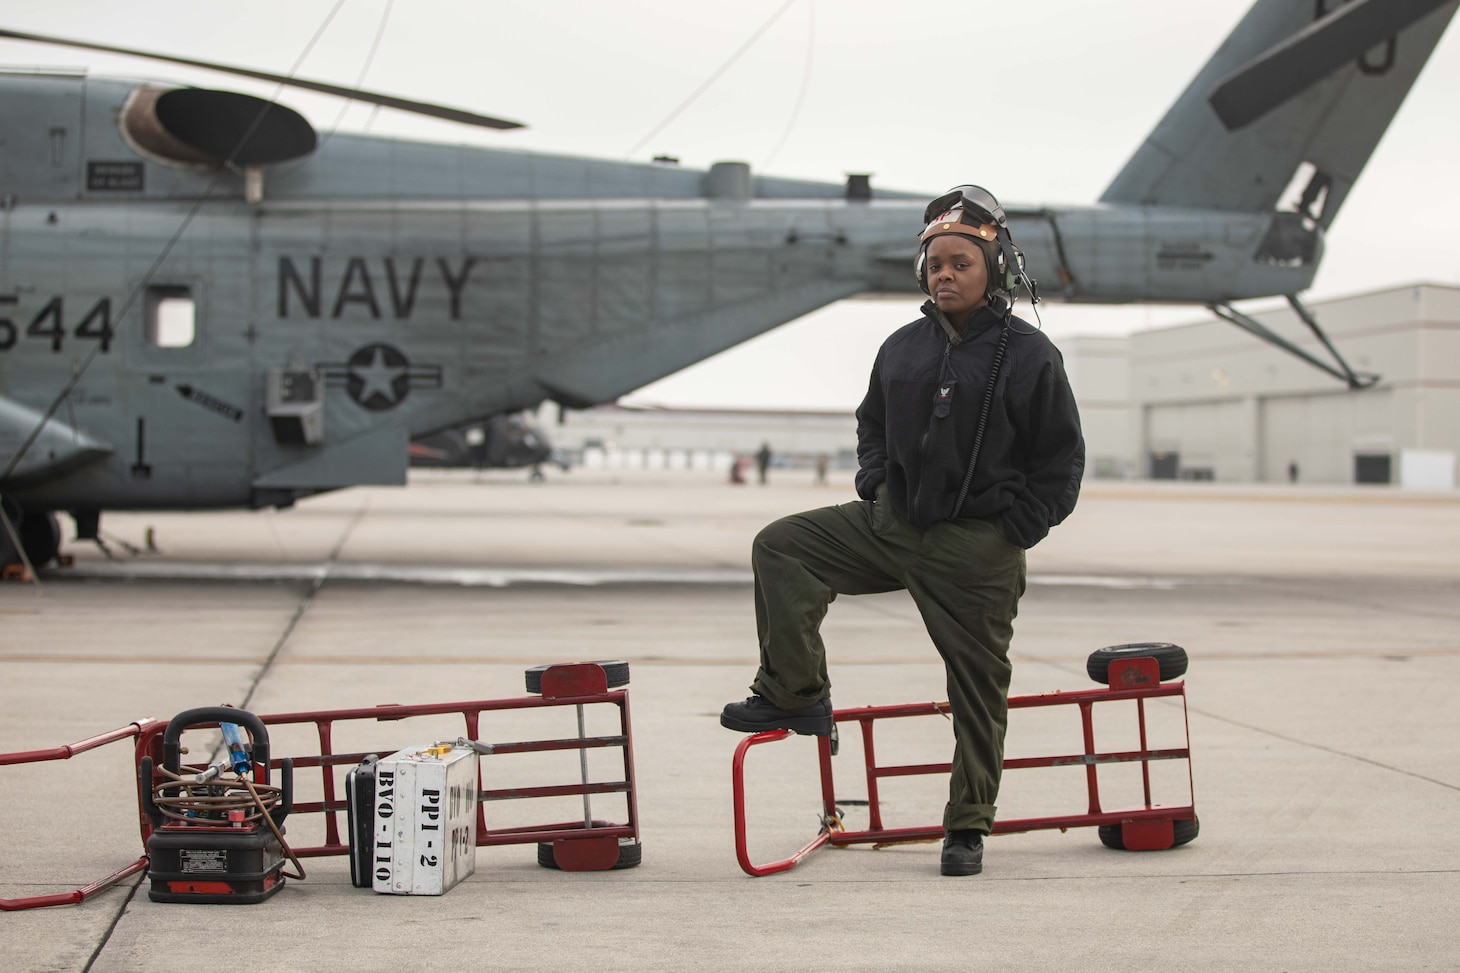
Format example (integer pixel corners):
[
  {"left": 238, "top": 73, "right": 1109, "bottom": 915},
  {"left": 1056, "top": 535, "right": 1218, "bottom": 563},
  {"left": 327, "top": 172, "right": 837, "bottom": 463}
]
[
  {"left": 991, "top": 249, "right": 1012, "bottom": 296},
  {"left": 991, "top": 244, "right": 1021, "bottom": 293},
  {"left": 914, "top": 248, "right": 930, "bottom": 294}
]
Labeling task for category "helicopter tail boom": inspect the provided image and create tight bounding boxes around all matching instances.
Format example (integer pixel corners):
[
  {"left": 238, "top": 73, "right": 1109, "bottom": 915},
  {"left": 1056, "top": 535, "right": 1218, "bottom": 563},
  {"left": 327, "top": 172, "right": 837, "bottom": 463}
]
[{"left": 1101, "top": 0, "right": 1457, "bottom": 229}]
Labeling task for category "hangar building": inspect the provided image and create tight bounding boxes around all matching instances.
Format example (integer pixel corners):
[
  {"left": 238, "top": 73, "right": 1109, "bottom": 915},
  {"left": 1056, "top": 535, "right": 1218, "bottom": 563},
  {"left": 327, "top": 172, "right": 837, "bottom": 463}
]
[{"left": 1081, "top": 282, "right": 1460, "bottom": 487}]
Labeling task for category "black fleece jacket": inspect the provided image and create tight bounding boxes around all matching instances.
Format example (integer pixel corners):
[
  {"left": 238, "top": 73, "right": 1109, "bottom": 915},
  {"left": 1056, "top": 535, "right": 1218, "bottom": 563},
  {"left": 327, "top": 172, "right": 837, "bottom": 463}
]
[{"left": 854, "top": 301, "right": 1084, "bottom": 548}]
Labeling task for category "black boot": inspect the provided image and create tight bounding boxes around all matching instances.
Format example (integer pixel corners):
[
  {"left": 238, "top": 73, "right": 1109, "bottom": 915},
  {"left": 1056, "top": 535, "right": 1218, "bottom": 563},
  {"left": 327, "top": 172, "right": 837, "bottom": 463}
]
[
  {"left": 720, "top": 695, "right": 833, "bottom": 736},
  {"left": 941, "top": 830, "right": 984, "bottom": 876}
]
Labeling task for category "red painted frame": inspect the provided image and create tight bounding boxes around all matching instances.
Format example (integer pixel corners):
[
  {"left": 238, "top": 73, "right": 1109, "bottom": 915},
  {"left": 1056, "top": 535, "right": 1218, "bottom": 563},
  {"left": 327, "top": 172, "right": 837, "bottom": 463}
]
[
  {"left": 0, "top": 664, "right": 640, "bottom": 910},
  {"left": 732, "top": 656, "right": 1196, "bottom": 876},
  {"left": 0, "top": 720, "right": 161, "bottom": 911}
]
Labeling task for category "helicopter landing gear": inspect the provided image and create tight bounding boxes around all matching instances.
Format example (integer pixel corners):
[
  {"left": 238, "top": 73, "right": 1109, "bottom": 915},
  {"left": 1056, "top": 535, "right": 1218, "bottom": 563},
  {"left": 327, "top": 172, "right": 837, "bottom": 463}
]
[{"left": 0, "top": 502, "right": 61, "bottom": 572}]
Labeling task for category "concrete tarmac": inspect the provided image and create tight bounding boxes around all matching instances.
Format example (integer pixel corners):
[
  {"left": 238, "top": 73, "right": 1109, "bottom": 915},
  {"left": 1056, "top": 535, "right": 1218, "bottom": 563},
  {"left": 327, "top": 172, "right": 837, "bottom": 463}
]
[{"left": 2, "top": 469, "right": 1458, "bottom": 972}]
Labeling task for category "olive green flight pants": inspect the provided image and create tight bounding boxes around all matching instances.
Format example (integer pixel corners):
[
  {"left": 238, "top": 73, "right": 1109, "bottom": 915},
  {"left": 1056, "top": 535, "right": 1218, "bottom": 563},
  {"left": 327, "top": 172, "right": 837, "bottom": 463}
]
[{"left": 749, "top": 486, "right": 1026, "bottom": 835}]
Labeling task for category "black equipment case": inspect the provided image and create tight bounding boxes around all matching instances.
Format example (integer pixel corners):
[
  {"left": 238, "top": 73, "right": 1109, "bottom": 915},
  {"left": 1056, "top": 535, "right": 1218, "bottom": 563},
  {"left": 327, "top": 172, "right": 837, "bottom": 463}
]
[
  {"left": 346, "top": 755, "right": 378, "bottom": 888},
  {"left": 146, "top": 828, "right": 287, "bottom": 904}
]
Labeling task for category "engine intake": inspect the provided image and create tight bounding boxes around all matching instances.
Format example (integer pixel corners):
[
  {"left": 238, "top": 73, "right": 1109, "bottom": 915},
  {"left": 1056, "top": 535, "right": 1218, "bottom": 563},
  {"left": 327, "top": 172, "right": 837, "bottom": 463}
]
[{"left": 121, "top": 84, "right": 317, "bottom": 168}]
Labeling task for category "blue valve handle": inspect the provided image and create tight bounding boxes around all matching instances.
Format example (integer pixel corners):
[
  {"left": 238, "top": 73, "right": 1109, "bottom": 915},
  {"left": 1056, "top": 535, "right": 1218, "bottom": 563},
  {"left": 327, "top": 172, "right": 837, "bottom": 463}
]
[{"left": 220, "top": 721, "right": 252, "bottom": 776}]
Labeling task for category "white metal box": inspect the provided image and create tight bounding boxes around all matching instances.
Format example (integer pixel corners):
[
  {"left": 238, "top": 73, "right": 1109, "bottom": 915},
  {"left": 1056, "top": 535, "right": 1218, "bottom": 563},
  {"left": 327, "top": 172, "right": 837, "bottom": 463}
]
[{"left": 372, "top": 745, "right": 477, "bottom": 895}]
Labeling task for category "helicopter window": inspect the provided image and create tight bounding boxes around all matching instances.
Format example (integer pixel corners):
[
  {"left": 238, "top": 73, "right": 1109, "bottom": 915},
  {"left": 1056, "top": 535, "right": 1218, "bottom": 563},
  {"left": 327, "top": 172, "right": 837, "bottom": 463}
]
[{"left": 145, "top": 285, "right": 196, "bottom": 347}]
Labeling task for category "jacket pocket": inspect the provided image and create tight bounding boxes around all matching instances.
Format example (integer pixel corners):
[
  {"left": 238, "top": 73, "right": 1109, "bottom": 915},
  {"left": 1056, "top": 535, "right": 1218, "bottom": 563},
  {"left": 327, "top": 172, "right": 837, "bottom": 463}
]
[{"left": 871, "top": 481, "right": 892, "bottom": 534}]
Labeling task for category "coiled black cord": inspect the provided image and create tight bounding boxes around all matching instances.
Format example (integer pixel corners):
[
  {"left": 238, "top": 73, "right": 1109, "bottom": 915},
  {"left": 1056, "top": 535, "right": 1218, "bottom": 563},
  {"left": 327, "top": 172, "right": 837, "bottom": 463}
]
[
  {"left": 951, "top": 324, "right": 1010, "bottom": 520},
  {"left": 152, "top": 767, "right": 305, "bottom": 880}
]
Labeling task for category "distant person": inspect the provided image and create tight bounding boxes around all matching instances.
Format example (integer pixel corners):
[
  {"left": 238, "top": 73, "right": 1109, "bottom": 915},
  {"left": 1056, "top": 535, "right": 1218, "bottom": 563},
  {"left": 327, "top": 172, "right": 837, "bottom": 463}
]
[
  {"left": 720, "top": 186, "right": 1084, "bottom": 877},
  {"left": 756, "top": 442, "right": 772, "bottom": 485},
  {"left": 815, "top": 453, "right": 829, "bottom": 486},
  {"left": 729, "top": 456, "right": 747, "bottom": 485},
  {"left": 1288, "top": 461, "right": 1299, "bottom": 483}
]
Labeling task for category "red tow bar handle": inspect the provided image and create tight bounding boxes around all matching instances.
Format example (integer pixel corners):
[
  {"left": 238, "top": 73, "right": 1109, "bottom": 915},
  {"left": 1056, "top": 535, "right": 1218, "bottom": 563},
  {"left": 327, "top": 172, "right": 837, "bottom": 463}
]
[{"left": 731, "top": 729, "right": 833, "bottom": 877}]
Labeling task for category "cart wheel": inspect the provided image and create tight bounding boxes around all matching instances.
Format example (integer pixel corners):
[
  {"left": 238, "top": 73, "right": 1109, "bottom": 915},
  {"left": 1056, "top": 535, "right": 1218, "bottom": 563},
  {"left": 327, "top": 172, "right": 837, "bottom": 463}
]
[
  {"left": 1086, "top": 643, "right": 1188, "bottom": 683},
  {"left": 1098, "top": 816, "right": 1199, "bottom": 850},
  {"left": 536, "top": 838, "right": 642, "bottom": 870},
  {"left": 524, "top": 660, "right": 631, "bottom": 694}
]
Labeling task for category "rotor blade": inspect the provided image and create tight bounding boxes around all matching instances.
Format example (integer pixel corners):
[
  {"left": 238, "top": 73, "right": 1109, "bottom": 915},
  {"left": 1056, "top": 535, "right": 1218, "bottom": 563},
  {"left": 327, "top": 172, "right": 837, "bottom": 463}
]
[
  {"left": 0, "top": 27, "right": 525, "bottom": 130},
  {"left": 1207, "top": 0, "right": 1453, "bottom": 130}
]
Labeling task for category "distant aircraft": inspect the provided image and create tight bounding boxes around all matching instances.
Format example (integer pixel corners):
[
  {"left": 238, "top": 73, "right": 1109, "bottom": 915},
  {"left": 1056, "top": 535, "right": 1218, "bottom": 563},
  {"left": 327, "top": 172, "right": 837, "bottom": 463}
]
[
  {"left": 1, "top": 0, "right": 1455, "bottom": 570},
  {"left": 410, "top": 413, "right": 568, "bottom": 481}
]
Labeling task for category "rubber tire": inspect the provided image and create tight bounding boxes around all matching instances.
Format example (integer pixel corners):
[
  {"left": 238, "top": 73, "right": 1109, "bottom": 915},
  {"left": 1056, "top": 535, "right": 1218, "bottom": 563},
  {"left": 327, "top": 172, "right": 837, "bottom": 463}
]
[
  {"left": 1087, "top": 642, "right": 1188, "bottom": 684},
  {"left": 536, "top": 838, "right": 642, "bottom": 870},
  {"left": 524, "top": 660, "right": 630, "bottom": 694},
  {"left": 20, "top": 510, "right": 61, "bottom": 568},
  {"left": 1099, "top": 816, "right": 1199, "bottom": 851},
  {"left": 0, "top": 528, "right": 16, "bottom": 569},
  {"left": 0, "top": 498, "right": 20, "bottom": 568},
  {"left": 0, "top": 506, "right": 59, "bottom": 569}
]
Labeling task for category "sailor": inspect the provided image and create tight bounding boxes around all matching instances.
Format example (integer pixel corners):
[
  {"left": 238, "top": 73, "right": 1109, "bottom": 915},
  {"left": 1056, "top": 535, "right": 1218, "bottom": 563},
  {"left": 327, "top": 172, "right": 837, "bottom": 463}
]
[{"left": 720, "top": 185, "right": 1084, "bottom": 876}]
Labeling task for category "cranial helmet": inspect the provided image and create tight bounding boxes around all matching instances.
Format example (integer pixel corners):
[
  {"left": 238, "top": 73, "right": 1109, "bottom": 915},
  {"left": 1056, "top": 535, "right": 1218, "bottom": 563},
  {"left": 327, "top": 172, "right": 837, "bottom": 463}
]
[{"left": 913, "top": 185, "right": 1029, "bottom": 305}]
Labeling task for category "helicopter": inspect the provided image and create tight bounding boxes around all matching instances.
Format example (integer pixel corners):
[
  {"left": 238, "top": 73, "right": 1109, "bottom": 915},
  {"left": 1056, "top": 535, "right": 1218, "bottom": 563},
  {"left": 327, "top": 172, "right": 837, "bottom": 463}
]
[
  {"left": 0, "top": 0, "right": 1455, "bottom": 571},
  {"left": 409, "top": 412, "right": 568, "bottom": 481}
]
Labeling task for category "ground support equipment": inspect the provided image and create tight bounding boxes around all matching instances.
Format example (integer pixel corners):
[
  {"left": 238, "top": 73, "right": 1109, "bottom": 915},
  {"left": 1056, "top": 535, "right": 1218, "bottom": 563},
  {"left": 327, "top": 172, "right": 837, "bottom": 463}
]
[
  {"left": 139, "top": 707, "right": 296, "bottom": 903},
  {"left": 0, "top": 661, "right": 640, "bottom": 910},
  {"left": 731, "top": 648, "right": 1197, "bottom": 876}
]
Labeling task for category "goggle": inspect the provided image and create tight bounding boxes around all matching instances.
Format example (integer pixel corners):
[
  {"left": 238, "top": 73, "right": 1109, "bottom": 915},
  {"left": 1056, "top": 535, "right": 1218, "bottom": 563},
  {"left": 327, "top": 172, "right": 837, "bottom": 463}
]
[{"left": 922, "top": 185, "right": 1007, "bottom": 229}]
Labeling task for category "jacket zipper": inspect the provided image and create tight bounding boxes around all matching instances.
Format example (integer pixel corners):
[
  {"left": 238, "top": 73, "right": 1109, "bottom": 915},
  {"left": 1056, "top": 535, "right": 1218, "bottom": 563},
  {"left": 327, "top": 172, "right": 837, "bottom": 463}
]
[
  {"left": 913, "top": 339, "right": 954, "bottom": 522},
  {"left": 917, "top": 340, "right": 953, "bottom": 452}
]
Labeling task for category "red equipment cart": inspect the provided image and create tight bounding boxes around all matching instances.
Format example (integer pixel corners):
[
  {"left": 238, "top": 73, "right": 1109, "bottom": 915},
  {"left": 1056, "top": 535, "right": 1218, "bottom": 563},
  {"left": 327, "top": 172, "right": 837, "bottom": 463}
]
[{"left": 731, "top": 644, "right": 1198, "bottom": 876}]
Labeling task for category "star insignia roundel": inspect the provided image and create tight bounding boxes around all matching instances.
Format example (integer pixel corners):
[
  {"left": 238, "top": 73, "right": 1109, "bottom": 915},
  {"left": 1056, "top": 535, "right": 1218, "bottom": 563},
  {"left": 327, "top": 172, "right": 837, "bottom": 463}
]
[{"left": 346, "top": 343, "right": 411, "bottom": 410}]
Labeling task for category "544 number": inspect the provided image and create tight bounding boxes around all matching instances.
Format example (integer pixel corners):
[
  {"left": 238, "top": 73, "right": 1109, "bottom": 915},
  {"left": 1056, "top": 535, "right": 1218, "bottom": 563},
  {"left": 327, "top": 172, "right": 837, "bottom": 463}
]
[{"left": 0, "top": 296, "right": 114, "bottom": 353}]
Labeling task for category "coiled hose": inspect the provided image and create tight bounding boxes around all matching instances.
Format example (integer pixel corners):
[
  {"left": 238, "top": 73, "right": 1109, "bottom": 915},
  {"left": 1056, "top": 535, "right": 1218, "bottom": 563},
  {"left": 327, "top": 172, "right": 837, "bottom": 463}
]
[
  {"left": 951, "top": 324, "right": 1010, "bottom": 520},
  {"left": 152, "top": 766, "right": 305, "bottom": 880}
]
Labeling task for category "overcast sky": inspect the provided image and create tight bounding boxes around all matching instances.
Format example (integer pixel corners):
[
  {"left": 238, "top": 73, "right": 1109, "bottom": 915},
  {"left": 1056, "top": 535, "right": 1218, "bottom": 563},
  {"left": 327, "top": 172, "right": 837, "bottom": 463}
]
[{"left": 3, "top": 0, "right": 1456, "bottom": 410}]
